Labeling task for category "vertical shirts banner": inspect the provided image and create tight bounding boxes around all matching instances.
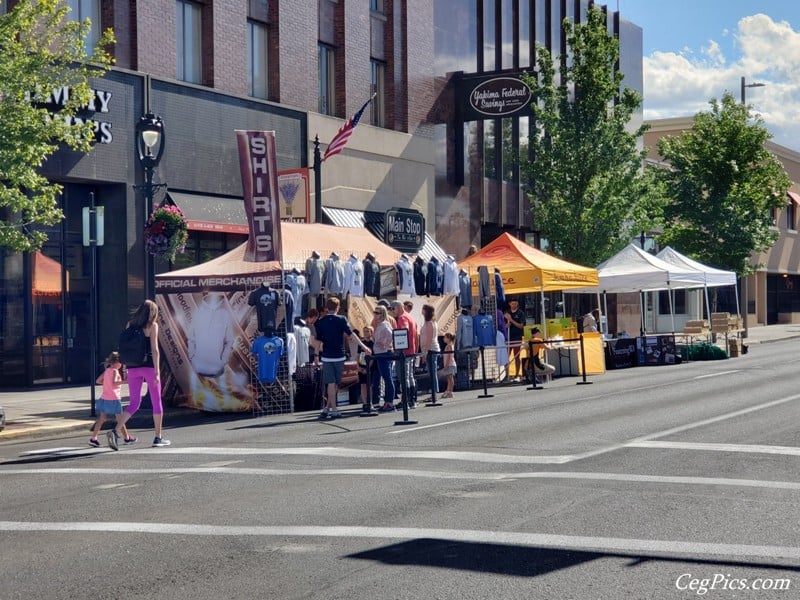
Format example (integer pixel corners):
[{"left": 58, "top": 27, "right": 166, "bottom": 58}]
[{"left": 235, "top": 130, "right": 283, "bottom": 263}]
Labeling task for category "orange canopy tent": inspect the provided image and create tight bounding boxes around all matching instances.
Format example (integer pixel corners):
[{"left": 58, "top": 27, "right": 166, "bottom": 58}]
[{"left": 459, "top": 233, "right": 598, "bottom": 294}]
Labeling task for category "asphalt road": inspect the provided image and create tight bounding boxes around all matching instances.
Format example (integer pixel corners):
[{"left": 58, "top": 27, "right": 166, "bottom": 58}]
[{"left": 2, "top": 341, "right": 800, "bottom": 600}]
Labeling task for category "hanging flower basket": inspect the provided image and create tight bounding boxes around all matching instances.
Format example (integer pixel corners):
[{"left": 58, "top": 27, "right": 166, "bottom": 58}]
[{"left": 144, "top": 204, "right": 188, "bottom": 262}]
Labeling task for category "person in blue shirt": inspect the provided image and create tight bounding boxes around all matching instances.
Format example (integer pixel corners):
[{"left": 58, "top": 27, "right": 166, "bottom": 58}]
[{"left": 312, "top": 297, "right": 371, "bottom": 419}]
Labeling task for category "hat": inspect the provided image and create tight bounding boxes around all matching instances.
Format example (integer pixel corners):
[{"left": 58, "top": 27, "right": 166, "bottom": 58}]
[
  {"left": 389, "top": 300, "right": 403, "bottom": 310},
  {"left": 377, "top": 299, "right": 390, "bottom": 308}
]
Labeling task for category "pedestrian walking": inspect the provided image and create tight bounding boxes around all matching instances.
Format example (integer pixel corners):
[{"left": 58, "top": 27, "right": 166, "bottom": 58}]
[
  {"left": 109, "top": 299, "right": 170, "bottom": 450},
  {"left": 419, "top": 303, "right": 441, "bottom": 401},
  {"left": 89, "top": 352, "right": 135, "bottom": 447}
]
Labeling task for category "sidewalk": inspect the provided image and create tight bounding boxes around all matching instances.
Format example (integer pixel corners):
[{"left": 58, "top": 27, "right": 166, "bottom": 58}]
[{"left": 2, "top": 323, "right": 799, "bottom": 442}]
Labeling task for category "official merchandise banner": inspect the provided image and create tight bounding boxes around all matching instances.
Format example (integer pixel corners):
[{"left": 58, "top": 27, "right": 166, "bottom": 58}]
[
  {"left": 235, "top": 130, "right": 283, "bottom": 263},
  {"left": 157, "top": 289, "right": 287, "bottom": 412}
]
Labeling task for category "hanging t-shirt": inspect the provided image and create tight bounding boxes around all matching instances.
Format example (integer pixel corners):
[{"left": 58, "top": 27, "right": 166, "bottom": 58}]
[
  {"left": 473, "top": 312, "right": 496, "bottom": 347},
  {"left": 248, "top": 286, "right": 280, "bottom": 333},
  {"left": 251, "top": 335, "right": 285, "bottom": 383}
]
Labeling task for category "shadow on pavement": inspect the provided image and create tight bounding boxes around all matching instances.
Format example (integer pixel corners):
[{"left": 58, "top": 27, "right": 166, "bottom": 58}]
[{"left": 348, "top": 538, "right": 800, "bottom": 577}]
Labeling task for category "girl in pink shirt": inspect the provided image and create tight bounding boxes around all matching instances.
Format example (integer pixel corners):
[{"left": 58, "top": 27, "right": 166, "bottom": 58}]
[{"left": 89, "top": 352, "right": 134, "bottom": 447}]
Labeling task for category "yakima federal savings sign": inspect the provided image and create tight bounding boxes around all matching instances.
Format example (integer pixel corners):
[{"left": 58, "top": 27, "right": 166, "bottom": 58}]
[
  {"left": 385, "top": 208, "right": 424, "bottom": 252},
  {"left": 457, "top": 72, "right": 534, "bottom": 121}
]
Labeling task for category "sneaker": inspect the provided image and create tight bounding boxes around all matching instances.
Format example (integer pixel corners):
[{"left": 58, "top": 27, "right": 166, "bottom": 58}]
[
  {"left": 319, "top": 407, "right": 330, "bottom": 419},
  {"left": 88, "top": 438, "right": 100, "bottom": 448},
  {"left": 106, "top": 430, "right": 119, "bottom": 451},
  {"left": 152, "top": 437, "right": 171, "bottom": 447},
  {"left": 124, "top": 436, "right": 138, "bottom": 445},
  {"left": 379, "top": 403, "right": 396, "bottom": 412},
  {"left": 329, "top": 410, "right": 342, "bottom": 419}
]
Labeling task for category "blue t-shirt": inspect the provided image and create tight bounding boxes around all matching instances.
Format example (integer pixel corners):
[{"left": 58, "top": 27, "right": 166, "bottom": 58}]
[
  {"left": 314, "top": 313, "right": 352, "bottom": 361},
  {"left": 252, "top": 336, "right": 284, "bottom": 382},
  {"left": 473, "top": 313, "right": 496, "bottom": 347}
]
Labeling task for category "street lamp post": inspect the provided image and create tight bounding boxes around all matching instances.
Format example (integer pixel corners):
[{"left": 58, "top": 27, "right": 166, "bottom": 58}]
[
  {"left": 135, "top": 113, "right": 166, "bottom": 300},
  {"left": 740, "top": 76, "right": 765, "bottom": 105},
  {"left": 738, "top": 77, "right": 764, "bottom": 338}
]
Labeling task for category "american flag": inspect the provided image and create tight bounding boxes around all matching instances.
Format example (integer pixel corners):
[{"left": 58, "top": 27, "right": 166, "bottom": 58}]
[{"left": 321, "top": 94, "right": 375, "bottom": 162}]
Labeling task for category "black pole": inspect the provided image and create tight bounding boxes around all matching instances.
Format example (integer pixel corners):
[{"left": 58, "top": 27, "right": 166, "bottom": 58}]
[
  {"left": 89, "top": 192, "right": 98, "bottom": 417},
  {"left": 477, "top": 347, "right": 493, "bottom": 398},
  {"left": 144, "top": 164, "right": 155, "bottom": 300},
  {"left": 526, "top": 340, "right": 542, "bottom": 391},
  {"left": 576, "top": 334, "right": 592, "bottom": 385},
  {"left": 394, "top": 353, "right": 418, "bottom": 425},
  {"left": 313, "top": 136, "right": 322, "bottom": 223}
]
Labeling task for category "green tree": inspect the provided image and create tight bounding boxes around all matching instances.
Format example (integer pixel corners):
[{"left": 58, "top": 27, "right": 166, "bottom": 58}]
[
  {"left": 655, "top": 93, "right": 790, "bottom": 276},
  {"left": 520, "top": 6, "right": 650, "bottom": 267},
  {"left": 0, "top": 0, "right": 114, "bottom": 251}
]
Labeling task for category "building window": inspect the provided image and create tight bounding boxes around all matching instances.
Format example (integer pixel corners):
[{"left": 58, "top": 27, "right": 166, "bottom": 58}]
[
  {"left": 247, "top": 20, "right": 269, "bottom": 99},
  {"left": 787, "top": 201, "right": 796, "bottom": 230},
  {"left": 658, "top": 289, "right": 686, "bottom": 315},
  {"left": 66, "top": 0, "right": 101, "bottom": 52},
  {"left": 370, "top": 60, "right": 386, "bottom": 127},
  {"left": 177, "top": 0, "right": 203, "bottom": 84},
  {"left": 318, "top": 43, "right": 336, "bottom": 116},
  {"left": 370, "top": 0, "right": 384, "bottom": 14}
]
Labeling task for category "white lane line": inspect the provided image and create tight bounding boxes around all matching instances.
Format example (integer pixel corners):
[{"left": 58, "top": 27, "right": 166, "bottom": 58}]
[
  {"left": 1, "top": 521, "right": 799, "bottom": 560},
  {"left": 0, "top": 467, "right": 506, "bottom": 480},
  {"left": 694, "top": 370, "right": 740, "bottom": 380},
  {"left": 632, "top": 393, "right": 800, "bottom": 444},
  {"left": 91, "top": 447, "right": 574, "bottom": 464},
  {"left": 5, "top": 467, "right": 800, "bottom": 492},
  {"left": 385, "top": 412, "right": 507, "bottom": 435},
  {"left": 629, "top": 441, "right": 800, "bottom": 457}
]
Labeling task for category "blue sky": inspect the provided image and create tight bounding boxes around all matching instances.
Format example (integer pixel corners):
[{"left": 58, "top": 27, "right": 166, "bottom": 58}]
[{"left": 617, "top": 0, "right": 800, "bottom": 151}]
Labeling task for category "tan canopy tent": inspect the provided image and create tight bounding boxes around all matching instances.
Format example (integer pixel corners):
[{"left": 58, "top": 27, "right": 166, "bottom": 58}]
[{"left": 459, "top": 233, "right": 599, "bottom": 293}]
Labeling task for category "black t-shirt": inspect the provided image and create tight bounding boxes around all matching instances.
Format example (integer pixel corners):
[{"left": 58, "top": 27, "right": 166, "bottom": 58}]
[
  {"left": 248, "top": 287, "right": 280, "bottom": 333},
  {"left": 314, "top": 314, "right": 353, "bottom": 361},
  {"left": 507, "top": 308, "right": 526, "bottom": 341}
]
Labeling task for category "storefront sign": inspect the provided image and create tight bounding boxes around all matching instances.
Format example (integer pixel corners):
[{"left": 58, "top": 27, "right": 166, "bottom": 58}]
[
  {"left": 236, "top": 130, "right": 283, "bottom": 263},
  {"left": 385, "top": 207, "right": 424, "bottom": 252},
  {"left": 457, "top": 73, "right": 535, "bottom": 122},
  {"left": 277, "top": 168, "right": 311, "bottom": 223},
  {"left": 36, "top": 85, "right": 114, "bottom": 144}
]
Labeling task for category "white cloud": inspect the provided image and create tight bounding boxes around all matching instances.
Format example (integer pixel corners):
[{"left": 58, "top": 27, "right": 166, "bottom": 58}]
[{"left": 642, "top": 13, "right": 800, "bottom": 152}]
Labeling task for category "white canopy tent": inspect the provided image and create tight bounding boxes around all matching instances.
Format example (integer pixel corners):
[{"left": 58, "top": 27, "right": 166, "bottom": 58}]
[
  {"left": 656, "top": 246, "right": 740, "bottom": 321},
  {"left": 573, "top": 244, "right": 706, "bottom": 333}
]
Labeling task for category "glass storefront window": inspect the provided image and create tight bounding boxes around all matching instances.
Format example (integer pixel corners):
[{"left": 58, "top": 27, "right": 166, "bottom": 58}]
[
  {"left": 0, "top": 250, "right": 25, "bottom": 384},
  {"left": 31, "top": 246, "right": 65, "bottom": 384}
]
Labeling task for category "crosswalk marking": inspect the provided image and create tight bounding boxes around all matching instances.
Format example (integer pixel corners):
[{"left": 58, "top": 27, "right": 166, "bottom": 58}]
[{"left": 1, "top": 521, "right": 799, "bottom": 560}]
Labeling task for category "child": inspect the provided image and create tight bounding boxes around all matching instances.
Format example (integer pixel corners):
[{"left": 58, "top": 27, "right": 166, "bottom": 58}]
[
  {"left": 439, "top": 332, "right": 457, "bottom": 399},
  {"left": 89, "top": 352, "right": 135, "bottom": 447}
]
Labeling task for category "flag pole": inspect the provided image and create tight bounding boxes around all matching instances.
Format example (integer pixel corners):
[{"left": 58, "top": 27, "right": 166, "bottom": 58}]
[{"left": 313, "top": 135, "right": 322, "bottom": 223}]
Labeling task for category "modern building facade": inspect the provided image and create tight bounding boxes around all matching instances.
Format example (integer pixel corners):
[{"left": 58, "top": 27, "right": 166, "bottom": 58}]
[{"left": 1, "top": 0, "right": 643, "bottom": 387}]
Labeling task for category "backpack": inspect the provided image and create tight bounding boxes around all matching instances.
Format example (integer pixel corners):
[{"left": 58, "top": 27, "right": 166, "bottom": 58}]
[{"left": 118, "top": 325, "right": 149, "bottom": 367}]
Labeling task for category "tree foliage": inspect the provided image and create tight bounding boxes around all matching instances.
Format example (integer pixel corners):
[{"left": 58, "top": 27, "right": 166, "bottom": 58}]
[
  {"left": 654, "top": 93, "right": 790, "bottom": 276},
  {"left": 520, "top": 7, "right": 650, "bottom": 267},
  {"left": 0, "top": 0, "right": 114, "bottom": 251}
]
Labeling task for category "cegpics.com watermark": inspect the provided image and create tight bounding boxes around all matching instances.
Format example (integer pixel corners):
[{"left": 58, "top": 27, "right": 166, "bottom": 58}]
[{"left": 676, "top": 573, "right": 791, "bottom": 595}]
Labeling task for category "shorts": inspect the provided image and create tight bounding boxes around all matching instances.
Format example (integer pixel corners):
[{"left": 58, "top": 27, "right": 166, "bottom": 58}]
[
  {"left": 322, "top": 360, "right": 344, "bottom": 385},
  {"left": 96, "top": 399, "right": 123, "bottom": 416},
  {"left": 441, "top": 365, "right": 457, "bottom": 376}
]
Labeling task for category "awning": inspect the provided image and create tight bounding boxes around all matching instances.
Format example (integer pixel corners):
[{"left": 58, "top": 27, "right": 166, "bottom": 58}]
[
  {"left": 321, "top": 206, "right": 449, "bottom": 261},
  {"left": 167, "top": 191, "right": 249, "bottom": 234},
  {"left": 788, "top": 191, "right": 800, "bottom": 206}
]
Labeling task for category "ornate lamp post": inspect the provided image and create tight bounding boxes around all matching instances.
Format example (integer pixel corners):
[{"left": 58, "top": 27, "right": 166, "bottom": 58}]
[{"left": 135, "top": 113, "right": 166, "bottom": 300}]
